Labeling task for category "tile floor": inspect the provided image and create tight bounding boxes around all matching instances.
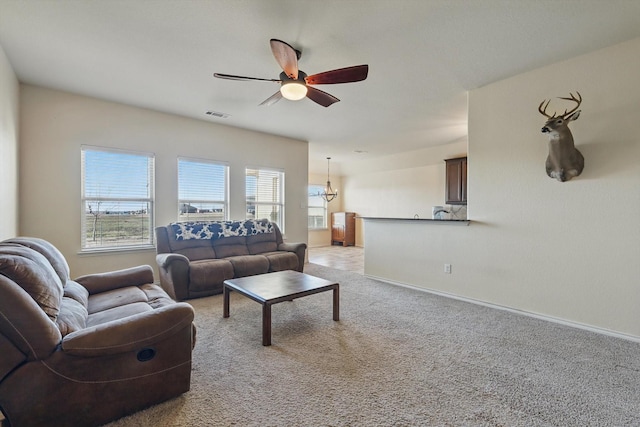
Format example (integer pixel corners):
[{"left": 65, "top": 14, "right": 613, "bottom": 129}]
[{"left": 307, "top": 245, "right": 364, "bottom": 275}]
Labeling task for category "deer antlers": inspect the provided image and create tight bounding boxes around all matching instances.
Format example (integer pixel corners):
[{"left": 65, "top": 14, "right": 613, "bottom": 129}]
[{"left": 538, "top": 91, "right": 582, "bottom": 119}]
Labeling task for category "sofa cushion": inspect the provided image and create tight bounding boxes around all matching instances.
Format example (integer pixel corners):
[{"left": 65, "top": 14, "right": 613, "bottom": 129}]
[
  {"left": 189, "top": 259, "right": 234, "bottom": 291},
  {"left": 167, "top": 237, "right": 216, "bottom": 261},
  {"left": 87, "top": 286, "right": 149, "bottom": 314},
  {"left": 246, "top": 231, "right": 278, "bottom": 254},
  {"left": 226, "top": 255, "right": 270, "bottom": 277},
  {"left": 85, "top": 284, "right": 178, "bottom": 327},
  {"left": 86, "top": 302, "right": 153, "bottom": 327},
  {"left": 56, "top": 297, "right": 88, "bottom": 336},
  {"left": 213, "top": 236, "right": 249, "bottom": 258},
  {"left": 138, "top": 283, "right": 181, "bottom": 309},
  {"left": 64, "top": 280, "right": 90, "bottom": 307},
  {"left": 262, "top": 251, "right": 300, "bottom": 272},
  {"left": 2, "top": 237, "right": 71, "bottom": 283},
  {"left": 0, "top": 246, "right": 63, "bottom": 320},
  {"left": 58, "top": 280, "right": 90, "bottom": 336}
]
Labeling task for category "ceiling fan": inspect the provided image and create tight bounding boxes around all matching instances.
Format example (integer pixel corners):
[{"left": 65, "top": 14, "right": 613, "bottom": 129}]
[{"left": 214, "top": 39, "right": 368, "bottom": 107}]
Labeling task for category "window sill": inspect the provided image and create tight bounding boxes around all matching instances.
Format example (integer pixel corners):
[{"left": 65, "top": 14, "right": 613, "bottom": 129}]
[{"left": 78, "top": 245, "right": 156, "bottom": 256}]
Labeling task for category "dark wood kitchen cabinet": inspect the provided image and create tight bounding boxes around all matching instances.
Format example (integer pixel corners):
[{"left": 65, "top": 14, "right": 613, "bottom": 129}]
[
  {"left": 445, "top": 157, "right": 467, "bottom": 205},
  {"left": 331, "top": 212, "right": 356, "bottom": 246}
]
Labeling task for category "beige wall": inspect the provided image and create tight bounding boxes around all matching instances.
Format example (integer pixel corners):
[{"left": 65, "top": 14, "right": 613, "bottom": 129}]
[
  {"left": 342, "top": 139, "right": 468, "bottom": 246},
  {"left": 19, "top": 85, "right": 309, "bottom": 277},
  {"left": 361, "top": 37, "right": 640, "bottom": 339},
  {"left": 0, "top": 44, "right": 19, "bottom": 240}
]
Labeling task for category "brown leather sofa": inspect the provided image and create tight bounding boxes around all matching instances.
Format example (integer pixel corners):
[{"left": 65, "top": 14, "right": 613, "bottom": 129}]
[
  {"left": 155, "top": 219, "right": 307, "bottom": 300},
  {"left": 0, "top": 237, "right": 196, "bottom": 427}
]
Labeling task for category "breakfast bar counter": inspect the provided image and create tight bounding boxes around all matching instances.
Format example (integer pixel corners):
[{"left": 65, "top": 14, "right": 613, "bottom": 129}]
[{"left": 358, "top": 217, "right": 470, "bottom": 225}]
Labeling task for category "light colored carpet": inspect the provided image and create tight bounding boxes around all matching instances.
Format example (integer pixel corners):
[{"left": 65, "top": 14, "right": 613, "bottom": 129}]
[{"left": 107, "top": 263, "right": 640, "bottom": 426}]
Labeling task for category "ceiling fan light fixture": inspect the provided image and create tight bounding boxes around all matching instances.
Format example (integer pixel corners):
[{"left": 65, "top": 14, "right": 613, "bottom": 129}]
[
  {"left": 280, "top": 81, "right": 308, "bottom": 101},
  {"left": 214, "top": 40, "right": 367, "bottom": 107}
]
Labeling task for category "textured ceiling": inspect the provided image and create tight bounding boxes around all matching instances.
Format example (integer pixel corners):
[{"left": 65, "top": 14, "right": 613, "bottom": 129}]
[{"left": 2, "top": 0, "right": 640, "bottom": 173}]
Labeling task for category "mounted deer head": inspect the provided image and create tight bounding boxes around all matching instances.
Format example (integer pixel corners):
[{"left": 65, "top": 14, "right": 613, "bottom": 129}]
[{"left": 538, "top": 92, "right": 585, "bottom": 182}]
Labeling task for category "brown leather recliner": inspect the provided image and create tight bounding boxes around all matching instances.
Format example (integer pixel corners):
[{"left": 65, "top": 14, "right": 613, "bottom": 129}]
[{"left": 0, "top": 237, "right": 196, "bottom": 427}]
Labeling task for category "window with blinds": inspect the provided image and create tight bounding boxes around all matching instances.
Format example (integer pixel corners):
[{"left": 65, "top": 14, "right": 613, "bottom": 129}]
[
  {"left": 178, "top": 158, "right": 228, "bottom": 222},
  {"left": 308, "top": 184, "right": 327, "bottom": 229},
  {"left": 245, "top": 167, "right": 284, "bottom": 231},
  {"left": 81, "top": 146, "right": 154, "bottom": 250}
]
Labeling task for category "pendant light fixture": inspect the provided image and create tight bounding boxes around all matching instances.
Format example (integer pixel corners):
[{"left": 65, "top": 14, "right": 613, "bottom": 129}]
[{"left": 320, "top": 157, "right": 338, "bottom": 202}]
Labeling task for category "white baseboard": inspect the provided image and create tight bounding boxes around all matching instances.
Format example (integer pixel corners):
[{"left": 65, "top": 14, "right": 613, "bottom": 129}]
[{"left": 366, "top": 274, "right": 640, "bottom": 344}]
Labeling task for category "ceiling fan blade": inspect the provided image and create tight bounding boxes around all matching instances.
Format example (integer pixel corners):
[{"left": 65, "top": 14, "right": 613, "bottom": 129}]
[
  {"left": 306, "top": 86, "right": 340, "bottom": 107},
  {"left": 305, "top": 65, "right": 369, "bottom": 85},
  {"left": 270, "top": 39, "right": 299, "bottom": 80},
  {"left": 259, "top": 91, "right": 283, "bottom": 106},
  {"left": 214, "top": 73, "right": 280, "bottom": 82}
]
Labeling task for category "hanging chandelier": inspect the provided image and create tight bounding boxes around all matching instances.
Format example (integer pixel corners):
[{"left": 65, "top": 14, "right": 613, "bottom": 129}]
[{"left": 320, "top": 157, "right": 338, "bottom": 202}]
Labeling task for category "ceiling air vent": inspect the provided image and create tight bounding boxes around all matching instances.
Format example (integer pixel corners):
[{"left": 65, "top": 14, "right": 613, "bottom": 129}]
[{"left": 205, "top": 111, "right": 230, "bottom": 119}]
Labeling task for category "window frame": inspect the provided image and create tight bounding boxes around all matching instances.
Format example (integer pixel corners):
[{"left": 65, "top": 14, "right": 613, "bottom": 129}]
[
  {"left": 177, "top": 156, "right": 229, "bottom": 222},
  {"left": 245, "top": 166, "right": 285, "bottom": 232},
  {"left": 80, "top": 145, "right": 155, "bottom": 253},
  {"left": 308, "top": 184, "right": 328, "bottom": 230}
]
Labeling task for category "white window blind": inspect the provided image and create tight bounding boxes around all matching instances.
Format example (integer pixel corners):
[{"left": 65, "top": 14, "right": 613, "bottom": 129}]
[
  {"left": 308, "top": 184, "right": 327, "bottom": 229},
  {"left": 178, "top": 158, "right": 228, "bottom": 222},
  {"left": 81, "top": 146, "right": 154, "bottom": 250},
  {"left": 246, "top": 167, "right": 284, "bottom": 230}
]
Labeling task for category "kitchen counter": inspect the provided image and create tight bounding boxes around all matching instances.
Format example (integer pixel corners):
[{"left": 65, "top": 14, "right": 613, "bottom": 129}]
[{"left": 358, "top": 217, "right": 470, "bottom": 225}]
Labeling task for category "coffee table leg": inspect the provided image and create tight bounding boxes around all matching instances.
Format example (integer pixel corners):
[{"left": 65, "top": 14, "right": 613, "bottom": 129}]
[
  {"left": 262, "top": 303, "right": 272, "bottom": 346},
  {"left": 333, "top": 285, "right": 340, "bottom": 321},
  {"left": 223, "top": 285, "right": 230, "bottom": 318}
]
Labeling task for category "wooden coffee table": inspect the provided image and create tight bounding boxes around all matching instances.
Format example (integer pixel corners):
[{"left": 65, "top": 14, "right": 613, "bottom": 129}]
[{"left": 223, "top": 270, "right": 339, "bottom": 346}]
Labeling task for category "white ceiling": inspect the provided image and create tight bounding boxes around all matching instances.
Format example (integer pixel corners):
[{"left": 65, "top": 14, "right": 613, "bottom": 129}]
[{"left": 2, "top": 0, "right": 640, "bottom": 173}]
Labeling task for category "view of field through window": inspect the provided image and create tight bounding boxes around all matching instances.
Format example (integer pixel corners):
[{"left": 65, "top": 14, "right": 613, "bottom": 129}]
[
  {"left": 81, "top": 147, "right": 154, "bottom": 249},
  {"left": 246, "top": 168, "right": 284, "bottom": 230},
  {"left": 178, "top": 158, "right": 228, "bottom": 222},
  {"left": 81, "top": 149, "right": 287, "bottom": 249},
  {"left": 308, "top": 184, "right": 327, "bottom": 229}
]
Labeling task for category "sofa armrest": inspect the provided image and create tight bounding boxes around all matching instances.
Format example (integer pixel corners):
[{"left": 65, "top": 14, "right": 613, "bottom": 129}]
[
  {"left": 156, "top": 253, "right": 190, "bottom": 300},
  {"left": 75, "top": 265, "right": 155, "bottom": 295},
  {"left": 278, "top": 242, "right": 307, "bottom": 272},
  {"left": 61, "top": 303, "right": 195, "bottom": 357},
  {"left": 156, "top": 252, "right": 189, "bottom": 268}
]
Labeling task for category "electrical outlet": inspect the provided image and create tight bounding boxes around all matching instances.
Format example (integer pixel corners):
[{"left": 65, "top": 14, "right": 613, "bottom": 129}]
[{"left": 444, "top": 264, "right": 452, "bottom": 274}]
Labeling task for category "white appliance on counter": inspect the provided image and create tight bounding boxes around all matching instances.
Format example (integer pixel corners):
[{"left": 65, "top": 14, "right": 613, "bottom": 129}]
[
  {"left": 432, "top": 206, "right": 451, "bottom": 220},
  {"left": 432, "top": 205, "right": 467, "bottom": 220}
]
